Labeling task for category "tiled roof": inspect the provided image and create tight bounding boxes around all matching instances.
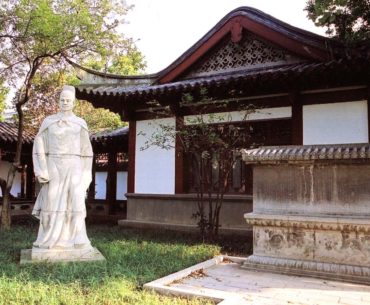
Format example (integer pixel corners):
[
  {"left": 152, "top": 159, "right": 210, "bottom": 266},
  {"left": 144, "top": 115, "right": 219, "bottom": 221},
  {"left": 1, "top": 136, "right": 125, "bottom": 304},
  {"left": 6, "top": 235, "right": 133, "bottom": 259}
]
[
  {"left": 91, "top": 126, "right": 129, "bottom": 142},
  {"left": 76, "top": 58, "right": 369, "bottom": 102},
  {"left": 242, "top": 143, "right": 370, "bottom": 164},
  {"left": 0, "top": 122, "right": 35, "bottom": 145},
  {"left": 0, "top": 122, "right": 129, "bottom": 148}
]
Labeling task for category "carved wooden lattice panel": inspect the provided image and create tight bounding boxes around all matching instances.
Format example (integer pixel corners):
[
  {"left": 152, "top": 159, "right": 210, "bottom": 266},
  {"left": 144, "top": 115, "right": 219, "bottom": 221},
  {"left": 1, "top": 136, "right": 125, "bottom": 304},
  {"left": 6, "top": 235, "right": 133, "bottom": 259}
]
[
  {"left": 95, "top": 153, "right": 108, "bottom": 167},
  {"left": 185, "top": 34, "right": 301, "bottom": 78}
]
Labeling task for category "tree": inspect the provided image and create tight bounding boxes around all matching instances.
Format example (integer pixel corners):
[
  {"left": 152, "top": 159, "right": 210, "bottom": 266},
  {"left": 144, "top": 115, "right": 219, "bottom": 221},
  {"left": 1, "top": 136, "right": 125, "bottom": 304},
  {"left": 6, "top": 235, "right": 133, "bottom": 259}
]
[
  {"left": 74, "top": 100, "right": 125, "bottom": 133},
  {"left": 0, "top": 0, "right": 139, "bottom": 229},
  {"left": 141, "top": 90, "right": 256, "bottom": 241},
  {"left": 305, "top": 0, "right": 370, "bottom": 43},
  {"left": 0, "top": 78, "right": 9, "bottom": 121},
  {"left": 84, "top": 45, "right": 146, "bottom": 75},
  {"left": 20, "top": 63, "right": 133, "bottom": 134}
]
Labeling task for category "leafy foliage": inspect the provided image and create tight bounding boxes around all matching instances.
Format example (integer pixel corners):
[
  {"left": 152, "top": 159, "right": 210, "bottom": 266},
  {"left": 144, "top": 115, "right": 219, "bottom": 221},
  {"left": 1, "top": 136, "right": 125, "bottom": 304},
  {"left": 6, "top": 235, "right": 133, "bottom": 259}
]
[
  {"left": 74, "top": 100, "right": 126, "bottom": 133},
  {"left": 0, "top": 78, "right": 9, "bottom": 121},
  {"left": 84, "top": 45, "right": 146, "bottom": 75},
  {"left": 0, "top": 0, "right": 144, "bottom": 228},
  {"left": 20, "top": 66, "right": 128, "bottom": 134},
  {"left": 305, "top": 0, "right": 370, "bottom": 43}
]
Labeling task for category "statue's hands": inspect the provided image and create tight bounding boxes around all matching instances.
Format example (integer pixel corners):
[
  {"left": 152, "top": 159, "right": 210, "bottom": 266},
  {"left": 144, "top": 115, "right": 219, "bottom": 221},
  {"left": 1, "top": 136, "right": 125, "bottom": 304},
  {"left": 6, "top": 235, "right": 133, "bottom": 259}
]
[{"left": 37, "top": 175, "right": 49, "bottom": 184}]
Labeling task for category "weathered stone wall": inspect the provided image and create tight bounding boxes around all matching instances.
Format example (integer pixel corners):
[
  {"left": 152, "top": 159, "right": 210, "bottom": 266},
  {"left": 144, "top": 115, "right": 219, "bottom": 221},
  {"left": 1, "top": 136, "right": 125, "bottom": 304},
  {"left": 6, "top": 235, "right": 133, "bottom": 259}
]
[
  {"left": 119, "top": 193, "right": 253, "bottom": 234},
  {"left": 254, "top": 163, "right": 370, "bottom": 216},
  {"left": 242, "top": 144, "right": 370, "bottom": 284}
]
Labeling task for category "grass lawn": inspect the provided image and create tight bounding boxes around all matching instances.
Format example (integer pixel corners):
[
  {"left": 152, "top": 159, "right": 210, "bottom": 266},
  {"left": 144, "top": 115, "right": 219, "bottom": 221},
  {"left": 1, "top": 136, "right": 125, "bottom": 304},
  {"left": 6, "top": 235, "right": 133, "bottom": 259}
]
[{"left": 0, "top": 218, "right": 251, "bottom": 305}]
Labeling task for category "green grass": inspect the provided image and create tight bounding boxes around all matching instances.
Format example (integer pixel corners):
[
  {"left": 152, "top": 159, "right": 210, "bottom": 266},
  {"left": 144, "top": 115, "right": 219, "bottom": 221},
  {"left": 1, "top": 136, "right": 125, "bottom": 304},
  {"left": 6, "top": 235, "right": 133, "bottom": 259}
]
[{"left": 0, "top": 219, "right": 245, "bottom": 305}]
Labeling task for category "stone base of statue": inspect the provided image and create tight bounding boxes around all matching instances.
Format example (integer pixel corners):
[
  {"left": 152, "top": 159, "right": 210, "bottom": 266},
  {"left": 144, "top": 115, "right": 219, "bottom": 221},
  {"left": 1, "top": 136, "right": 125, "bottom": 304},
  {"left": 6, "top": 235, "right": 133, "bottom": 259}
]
[{"left": 20, "top": 246, "right": 105, "bottom": 264}]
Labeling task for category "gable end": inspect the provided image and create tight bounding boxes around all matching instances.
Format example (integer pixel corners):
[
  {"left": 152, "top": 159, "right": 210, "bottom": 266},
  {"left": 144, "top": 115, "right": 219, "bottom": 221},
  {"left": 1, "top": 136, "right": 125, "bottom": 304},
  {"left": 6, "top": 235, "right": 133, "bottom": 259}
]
[{"left": 182, "top": 33, "right": 305, "bottom": 79}]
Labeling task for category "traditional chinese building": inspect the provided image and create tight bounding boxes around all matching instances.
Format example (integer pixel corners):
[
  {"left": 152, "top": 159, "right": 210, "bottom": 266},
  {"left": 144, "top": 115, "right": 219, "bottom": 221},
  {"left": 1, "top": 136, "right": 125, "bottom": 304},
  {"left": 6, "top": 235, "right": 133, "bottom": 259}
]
[
  {"left": 88, "top": 127, "right": 128, "bottom": 220},
  {"left": 74, "top": 7, "right": 370, "bottom": 233},
  {"left": 0, "top": 122, "right": 35, "bottom": 215}
]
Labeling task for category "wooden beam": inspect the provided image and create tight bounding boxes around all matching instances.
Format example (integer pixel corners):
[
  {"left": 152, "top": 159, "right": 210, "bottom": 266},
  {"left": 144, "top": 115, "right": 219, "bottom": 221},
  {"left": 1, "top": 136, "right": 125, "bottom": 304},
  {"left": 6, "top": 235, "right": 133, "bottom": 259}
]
[
  {"left": 291, "top": 91, "right": 303, "bottom": 145},
  {"left": 127, "top": 121, "right": 136, "bottom": 193},
  {"left": 175, "top": 117, "right": 184, "bottom": 194},
  {"left": 87, "top": 156, "right": 96, "bottom": 201},
  {"left": 26, "top": 162, "right": 34, "bottom": 200},
  {"left": 107, "top": 151, "right": 117, "bottom": 214},
  {"left": 20, "top": 165, "right": 26, "bottom": 198},
  {"left": 300, "top": 87, "right": 367, "bottom": 105}
]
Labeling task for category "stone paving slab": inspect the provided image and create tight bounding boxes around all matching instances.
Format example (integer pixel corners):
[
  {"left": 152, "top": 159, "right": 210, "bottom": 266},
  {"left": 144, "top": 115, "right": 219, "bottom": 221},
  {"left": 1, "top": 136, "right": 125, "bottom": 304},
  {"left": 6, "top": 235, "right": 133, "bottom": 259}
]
[{"left": 144, "top": 256, "right": 370, "bottom": 305}]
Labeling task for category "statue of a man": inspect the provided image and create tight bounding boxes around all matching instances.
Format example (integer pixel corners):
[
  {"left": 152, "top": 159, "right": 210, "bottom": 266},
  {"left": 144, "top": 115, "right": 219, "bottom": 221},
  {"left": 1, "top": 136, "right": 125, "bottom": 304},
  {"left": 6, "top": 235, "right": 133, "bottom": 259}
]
[{"left": 32, "top": 85, "right": 93, "bottom": 250}]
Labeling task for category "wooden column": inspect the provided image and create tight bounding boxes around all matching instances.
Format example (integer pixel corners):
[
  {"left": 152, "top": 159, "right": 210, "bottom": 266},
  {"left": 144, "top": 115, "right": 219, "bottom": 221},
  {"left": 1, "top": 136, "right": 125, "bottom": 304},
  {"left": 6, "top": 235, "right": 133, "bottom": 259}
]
[
  {"left": 367, "top": 86, "right": 370, "bottom": 143},
  {"left": 127, "top": 121, "right": 136, "bottom": 194},
  {"left": 20, "top": 165, "right": 26, "bottom": 198},
  {"left": 175, "top": 116, "right": 184, "bottom": 193},
  {"left": 107, "top": 151, "right": 117, "bottom": 214},
  {"left": 87, "top": 156, "right": 96, "bottom": 201},
  {"left": 26, "top": 161, "right": 34, "bottom": 200},
  {"left": 291, "top": 91, "right": 303, "bottom": 145}
]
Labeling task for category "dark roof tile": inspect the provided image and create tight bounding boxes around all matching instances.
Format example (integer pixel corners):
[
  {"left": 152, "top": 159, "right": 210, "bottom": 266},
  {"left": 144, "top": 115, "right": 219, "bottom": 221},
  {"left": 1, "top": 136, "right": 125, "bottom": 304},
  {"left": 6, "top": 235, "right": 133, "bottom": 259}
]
[
  {"left": 242, "top": 143, "right": 370, "bottom": 163},
  {"left": 0, "top": 122, "right": 35, "bottom": 145}
]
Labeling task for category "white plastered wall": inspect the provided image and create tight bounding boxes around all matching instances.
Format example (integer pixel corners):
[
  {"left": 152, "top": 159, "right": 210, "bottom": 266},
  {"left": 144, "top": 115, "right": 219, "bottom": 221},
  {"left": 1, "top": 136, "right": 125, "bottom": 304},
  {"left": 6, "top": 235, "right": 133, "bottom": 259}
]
[
  {"left": 135, "top": 118, "right": 176, "bottom": 194},
  {"left": 0, "top": 161, "right": 23, "bottom": 197},
  {"left": 184, "top": 107, "right": 292, "bottom": 125},
  {"left": 303, "top": 101, "right": 368, "bottom": 145},
  {"left": 95, "top": 171, "right": 107, "bottom": 199},
  {"left": 116, "top": 171, "right": 128, "bottom": 200}
]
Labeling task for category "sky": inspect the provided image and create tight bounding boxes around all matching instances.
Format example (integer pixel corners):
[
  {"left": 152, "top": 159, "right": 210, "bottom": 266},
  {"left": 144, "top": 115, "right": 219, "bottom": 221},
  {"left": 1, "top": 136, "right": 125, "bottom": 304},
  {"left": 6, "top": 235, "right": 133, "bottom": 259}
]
[{"left": 123, "top": 0, "right": 327, "bottom": 74}]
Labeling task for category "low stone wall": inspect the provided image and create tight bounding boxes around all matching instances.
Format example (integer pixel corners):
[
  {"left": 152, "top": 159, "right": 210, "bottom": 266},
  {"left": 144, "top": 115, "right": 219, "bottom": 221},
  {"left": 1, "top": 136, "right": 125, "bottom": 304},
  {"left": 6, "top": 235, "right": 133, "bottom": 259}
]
[
  {"left": 242, "top": 144, "right": 370, "bottom": 284},
  {"left": 119, "top": 193, "right": 253, "bottom": 234},
  {"left": 0, "top": 200, "right": 34, "bottom": 217}
]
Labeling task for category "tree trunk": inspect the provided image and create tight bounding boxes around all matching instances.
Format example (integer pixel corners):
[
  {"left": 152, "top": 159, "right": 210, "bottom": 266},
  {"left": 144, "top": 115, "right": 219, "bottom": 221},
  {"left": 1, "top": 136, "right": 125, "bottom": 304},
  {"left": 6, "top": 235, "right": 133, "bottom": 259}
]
[
  {"left": 0, "top": 165, "right": 17, "bottom": 229},
  {"left": 1, "top": 95, "right": 25, "bottom": 230},
  {"left": 0, "top": 59, "right": 40, "bottom": 229}
]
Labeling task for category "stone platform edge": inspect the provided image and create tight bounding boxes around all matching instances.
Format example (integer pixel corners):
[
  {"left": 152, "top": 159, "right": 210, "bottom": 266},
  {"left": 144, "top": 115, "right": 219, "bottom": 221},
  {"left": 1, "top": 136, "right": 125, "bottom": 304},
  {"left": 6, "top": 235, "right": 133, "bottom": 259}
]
[
  {"left": 242, "top": 255, "right": 370, "bottom": 285},
  {"left": 118, "top": 219, "right": 251, "bottom": 236},
  {"left": 144, "top": 255, "right": 246, "bottom": 304},
  {"left": 244, "top": 213, "right": 370, "bottom": 232}
]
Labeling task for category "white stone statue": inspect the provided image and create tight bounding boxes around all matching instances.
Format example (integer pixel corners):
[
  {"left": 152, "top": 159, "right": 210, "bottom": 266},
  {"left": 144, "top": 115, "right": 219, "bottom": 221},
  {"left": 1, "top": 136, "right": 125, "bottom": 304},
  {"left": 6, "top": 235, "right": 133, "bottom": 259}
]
[{"left": 32, "top": 85, "right": 93, "bottom": 250}]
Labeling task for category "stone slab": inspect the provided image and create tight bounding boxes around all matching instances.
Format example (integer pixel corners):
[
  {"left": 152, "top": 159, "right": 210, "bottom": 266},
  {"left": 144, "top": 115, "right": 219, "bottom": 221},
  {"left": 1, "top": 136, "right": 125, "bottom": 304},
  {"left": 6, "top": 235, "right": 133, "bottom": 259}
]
[
  {"left": 20, "top": 247, "right": 105, "bottom": 264},
  {"left": 144, "top": 255, "right": 370, "bottom": 305},
  {"left": 244, "top": 213, "right": 370, "bottom": 283}
]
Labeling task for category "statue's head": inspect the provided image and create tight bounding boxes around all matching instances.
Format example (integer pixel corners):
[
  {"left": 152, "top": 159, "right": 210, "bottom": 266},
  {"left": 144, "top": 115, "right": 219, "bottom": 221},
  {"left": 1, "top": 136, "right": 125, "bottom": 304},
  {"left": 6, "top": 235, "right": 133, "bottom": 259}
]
[{"left": 59, "top": 85, "right": 75, "bottom": 112}]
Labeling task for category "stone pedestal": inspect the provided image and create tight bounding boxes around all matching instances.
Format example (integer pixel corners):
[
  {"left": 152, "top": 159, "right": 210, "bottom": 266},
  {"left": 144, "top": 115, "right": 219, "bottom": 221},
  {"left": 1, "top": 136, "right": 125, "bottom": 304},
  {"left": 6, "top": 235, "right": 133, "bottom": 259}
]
[
  {"left": 241, "top": 144, "right": 370, "bottom": 284},
  {"left": 20, "top": 247, "right": 105, "bottom": 264}
]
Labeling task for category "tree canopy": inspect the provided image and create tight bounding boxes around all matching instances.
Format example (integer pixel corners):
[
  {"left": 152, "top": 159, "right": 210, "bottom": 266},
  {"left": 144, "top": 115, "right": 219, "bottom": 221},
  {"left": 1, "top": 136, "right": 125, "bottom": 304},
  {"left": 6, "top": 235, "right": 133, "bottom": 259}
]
[
  {"left": 305, "top": 0, "right": 370, "bottom": 43},
  {"left": 0, "top": 0, "right": 144, "bottom": 228},
  {"left": 1, "top": 0, "right": 145, "bottom": 133},
  {"left": 0, "top": 79, "right": 8, "bottom": 121}
]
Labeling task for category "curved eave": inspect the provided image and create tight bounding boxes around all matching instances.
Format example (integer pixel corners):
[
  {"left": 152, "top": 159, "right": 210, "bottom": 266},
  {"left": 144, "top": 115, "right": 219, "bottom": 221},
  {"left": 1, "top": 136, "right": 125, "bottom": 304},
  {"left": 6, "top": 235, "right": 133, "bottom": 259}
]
[
  {"left": 156, "top": 6, "right": 343, "bottom": 84},
  {"left": 76, "top": 58, "right": 370, "bottom": 107},
  {"left": 72, "top": 6, "right": 343, "bottom": 87},
  {"left": 68, "top": 58, "right": 158, "bottom": 81}
]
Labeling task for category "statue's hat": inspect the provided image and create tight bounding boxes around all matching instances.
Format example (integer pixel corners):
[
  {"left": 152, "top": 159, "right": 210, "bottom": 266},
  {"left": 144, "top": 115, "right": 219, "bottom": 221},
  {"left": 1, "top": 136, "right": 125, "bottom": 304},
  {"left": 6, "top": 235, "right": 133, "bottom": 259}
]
[{"left": 61, "top": 85, "right": 75, "bottom": 95}]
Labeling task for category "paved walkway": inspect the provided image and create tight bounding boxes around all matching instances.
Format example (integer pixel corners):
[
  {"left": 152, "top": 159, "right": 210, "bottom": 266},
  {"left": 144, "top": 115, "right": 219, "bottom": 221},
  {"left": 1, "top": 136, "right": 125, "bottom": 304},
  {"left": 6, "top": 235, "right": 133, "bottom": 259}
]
[{"left": 145, "top": 257, "right": 370, "bottom": 305}]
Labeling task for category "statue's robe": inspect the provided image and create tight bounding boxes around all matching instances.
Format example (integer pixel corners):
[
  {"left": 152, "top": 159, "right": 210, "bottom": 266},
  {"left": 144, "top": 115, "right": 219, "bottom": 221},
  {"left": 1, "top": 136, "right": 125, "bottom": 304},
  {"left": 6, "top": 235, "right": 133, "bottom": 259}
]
[{"left": 32, "top": 113, "right": 93, "bottom": 249}]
